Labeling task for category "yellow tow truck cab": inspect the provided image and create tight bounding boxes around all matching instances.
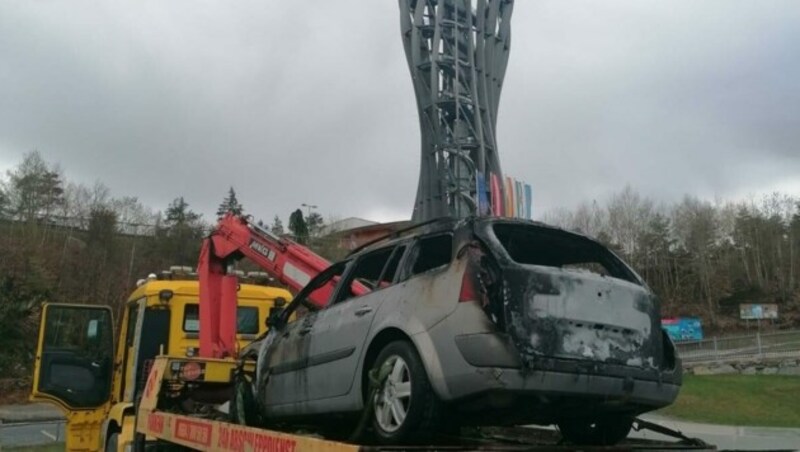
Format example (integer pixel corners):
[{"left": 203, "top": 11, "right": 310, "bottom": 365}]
[{"left": 31, "top": 270, "right": 292, "bottom": 452}]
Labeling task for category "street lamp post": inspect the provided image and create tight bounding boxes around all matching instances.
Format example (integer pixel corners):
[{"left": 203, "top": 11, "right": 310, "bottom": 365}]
[{"left": 301, "top": 203, "right": 317, "bottom": 217}]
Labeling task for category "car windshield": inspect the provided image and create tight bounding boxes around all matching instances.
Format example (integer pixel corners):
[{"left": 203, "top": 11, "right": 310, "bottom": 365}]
[{"left": 492, "top": 223, "right": 639, "bottom": 284}]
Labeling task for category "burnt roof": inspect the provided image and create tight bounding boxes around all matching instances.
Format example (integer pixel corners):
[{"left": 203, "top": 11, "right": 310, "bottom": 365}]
[{"left": 346, "top": 216, "right": 592, "bottom": 258}]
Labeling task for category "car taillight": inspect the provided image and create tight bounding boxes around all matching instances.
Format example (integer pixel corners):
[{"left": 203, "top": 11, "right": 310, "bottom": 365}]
[{"left": 459, "top": 270, "right": 478, "bottom": 303}]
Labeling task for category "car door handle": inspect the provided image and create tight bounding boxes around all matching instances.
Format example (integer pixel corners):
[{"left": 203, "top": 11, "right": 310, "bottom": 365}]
[
  {"left": 298, "top": 327, "right": 313, "bottom": 336},
  {"left": 354, "top": 306, "right": 373, "bottom": 317}
]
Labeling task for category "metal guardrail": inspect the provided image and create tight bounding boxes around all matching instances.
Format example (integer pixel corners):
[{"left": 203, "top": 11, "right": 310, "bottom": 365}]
[{"left": 675, "top": 329, "right": 800, "bottom": 365}]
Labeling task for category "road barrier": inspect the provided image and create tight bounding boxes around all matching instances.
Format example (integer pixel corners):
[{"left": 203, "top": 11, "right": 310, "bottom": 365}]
[{"left": 675, "top": 329, "right": 800, "bottom": 365}]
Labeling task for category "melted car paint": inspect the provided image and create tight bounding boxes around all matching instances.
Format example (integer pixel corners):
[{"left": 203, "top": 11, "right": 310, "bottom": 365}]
[{"left": 504, "top": 266, "right": 660, "bottom": 370}]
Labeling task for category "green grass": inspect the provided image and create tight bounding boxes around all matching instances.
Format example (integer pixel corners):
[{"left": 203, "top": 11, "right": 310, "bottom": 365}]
[{"left": 659, "top": 375, "right": 800, "bottom": 428}]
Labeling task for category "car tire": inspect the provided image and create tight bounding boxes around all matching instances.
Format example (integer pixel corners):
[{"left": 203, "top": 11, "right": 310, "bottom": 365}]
[
  {"left": 105, "top": 431, "right": 119, "bottom": 452},
  {"left": 370, "top": 340, "right": 442, "bottom": 444},
  {"left": 230, "top": 373, "right": 260, "bottom": 426},
  {"left": 557, "top": 415, "right": 633, "bottom": 445}
]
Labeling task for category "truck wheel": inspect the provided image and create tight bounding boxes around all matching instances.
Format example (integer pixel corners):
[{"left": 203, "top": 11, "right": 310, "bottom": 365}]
[
  {"left": 558, "top": 415, "right": 633, "bottom": 445},
  {"left": 105, "top": 432, "right": 119, "bottom": 452},
  {"left": 132, "top": 432, "right": 146, "bottom": 452},
  {"left": 371, "top": 341, "right": 442, "bottom": 444}
]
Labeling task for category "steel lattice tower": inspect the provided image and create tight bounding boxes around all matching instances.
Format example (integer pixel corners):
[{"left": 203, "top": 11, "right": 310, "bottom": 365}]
[{"left": 400, "top": 0, "right": 514, "bottom": 222}]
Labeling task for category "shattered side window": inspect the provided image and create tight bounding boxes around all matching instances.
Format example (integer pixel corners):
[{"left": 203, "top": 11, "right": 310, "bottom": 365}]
[
  {"left": 298, "top": 262, "right": 347, "bottom": 311},
  {"left": 335, "top": 247, "right": 395, "bottom": 303},
  {"left": 492, "top": 224, "right": 639, "bottom": 284},
  {"left": 409, "top": 234, "right": 453, "bottom": 276},
  {"left": 379, "top": 245, "right": 406, "bottom": 284}
]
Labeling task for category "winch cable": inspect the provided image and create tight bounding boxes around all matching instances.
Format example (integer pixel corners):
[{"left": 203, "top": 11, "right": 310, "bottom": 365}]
[{"left": 632, "top": 417, "right": 709, "bottom": 446}]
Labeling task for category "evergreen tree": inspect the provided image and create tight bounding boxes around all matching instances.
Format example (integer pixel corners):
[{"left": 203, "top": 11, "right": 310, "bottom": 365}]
[
  {"left": 159, "top": 197, "right": 205, "bottom": 265},
  {"left": 216, "top": 186, "right": 244, "bottom": 219},
  {"left": 87, "top": 207, "right": 119, "bottom": 249},
  {"left": 165, "top": 197, "right": 201, "bottom": 228},
  {"left": 288, "top": 209, "right": 308, "bottom": 244}
]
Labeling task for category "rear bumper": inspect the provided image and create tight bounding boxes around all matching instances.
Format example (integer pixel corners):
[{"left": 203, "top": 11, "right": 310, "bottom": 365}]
[
  {"left": 416, "top": 304, "right": 680, "bottom": 418},
  {"left": 450, "top": 333, "right": 680, "bottom": 408},
  {"left": 446, "top": 364, "right": 680, "bottom": 409}
]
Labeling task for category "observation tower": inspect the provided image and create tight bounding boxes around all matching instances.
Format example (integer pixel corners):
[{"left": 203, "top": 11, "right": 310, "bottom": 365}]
[{"left": 400, "top": 0, "right": 514, "bottom": 221}]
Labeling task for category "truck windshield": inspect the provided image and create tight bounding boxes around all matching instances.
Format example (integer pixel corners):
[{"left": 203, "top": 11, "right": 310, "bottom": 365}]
[{"left": 183, "top": 304, "right": 260, "bottom": 334}]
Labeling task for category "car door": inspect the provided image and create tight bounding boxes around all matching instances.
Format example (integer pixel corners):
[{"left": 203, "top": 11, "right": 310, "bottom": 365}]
[
  {"left": 260, "top": 262, "right": 347, "bottom": 410},
  {"left": 304, "top": 245, "right": 407, "bottom": 405},
  {"left": 31, "top": 303, "right": 115, "bottom": 451}
]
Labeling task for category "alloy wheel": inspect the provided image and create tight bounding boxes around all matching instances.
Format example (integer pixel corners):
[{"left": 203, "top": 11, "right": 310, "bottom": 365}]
[{"left": 374, "top": 355, "right": 412, "bottom": 433}]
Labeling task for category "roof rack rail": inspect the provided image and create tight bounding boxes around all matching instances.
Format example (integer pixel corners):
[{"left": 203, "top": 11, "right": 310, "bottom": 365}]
[{"left": 346, "top": 217, "right": 457, "bottom": 257}]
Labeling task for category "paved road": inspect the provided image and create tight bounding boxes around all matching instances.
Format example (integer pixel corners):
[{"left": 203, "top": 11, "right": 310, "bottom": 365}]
[
  {"left": 0, "top": 420, "right": 65, "bottom": 449},
  {"left": 636, "top": 415, "right": 800, "bottom": 451},
  {"left": 0, "top": 403, "right": 64, "bottom": 423}
]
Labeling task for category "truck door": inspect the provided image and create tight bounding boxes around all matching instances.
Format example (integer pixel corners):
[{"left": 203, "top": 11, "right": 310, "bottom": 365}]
[{"left": 31, "top": 303, "right": 115, "bottom": 451}]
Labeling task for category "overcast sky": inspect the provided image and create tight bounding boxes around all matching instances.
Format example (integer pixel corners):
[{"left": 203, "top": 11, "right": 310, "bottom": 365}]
[{"left": 1, "top": 1, "right": 798, "bottom": 224}]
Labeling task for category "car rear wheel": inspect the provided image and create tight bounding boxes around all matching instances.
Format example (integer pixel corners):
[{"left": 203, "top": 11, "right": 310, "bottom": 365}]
[
  {"left": 558, "top": 415, "right": 633, "bottom": 445},
  {"left": 371, "top": 340, "right": 441, "bottom": 444}
]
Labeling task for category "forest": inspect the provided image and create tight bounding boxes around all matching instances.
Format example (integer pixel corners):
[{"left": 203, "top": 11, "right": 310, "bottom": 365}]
[
  {"left": 0, "top": 151, "right": 323, "bottom": 382},
  {"left": 1, "top": 151, "right": 799, "bottom": 383},
  {"left": 544, "top": 187, "right": 800, "bottom": 331}
]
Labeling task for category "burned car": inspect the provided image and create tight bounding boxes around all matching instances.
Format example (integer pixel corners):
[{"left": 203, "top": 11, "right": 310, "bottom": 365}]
[{"left": 250, "top": 217, "right": 681, "bottom": 445}]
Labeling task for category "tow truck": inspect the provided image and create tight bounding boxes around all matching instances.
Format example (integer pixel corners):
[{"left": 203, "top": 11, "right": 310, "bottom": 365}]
[
  {"left": 30, "top": 263, "right": 292, "bottom": 451},
  {"left": 30, "top": 214, "right": 345, "bottom": 451}
]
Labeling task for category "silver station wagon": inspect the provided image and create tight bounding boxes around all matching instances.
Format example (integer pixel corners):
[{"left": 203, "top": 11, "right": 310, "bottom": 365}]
[{"left": 248, "top": 217, "right": 681, "bottom": 445}]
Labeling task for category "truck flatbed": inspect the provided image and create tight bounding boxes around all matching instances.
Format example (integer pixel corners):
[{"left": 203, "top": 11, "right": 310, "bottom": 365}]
[
  {"left": 135, "top": 409, "right": 715, "bottom": 451},
  {"left": 135, "top": 357, "right": 714, "bottom": 452}
]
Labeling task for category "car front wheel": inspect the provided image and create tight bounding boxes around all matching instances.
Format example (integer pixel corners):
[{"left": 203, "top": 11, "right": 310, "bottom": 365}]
[{"left": 371, "top": 340, "right": 442, "bottom": 444}]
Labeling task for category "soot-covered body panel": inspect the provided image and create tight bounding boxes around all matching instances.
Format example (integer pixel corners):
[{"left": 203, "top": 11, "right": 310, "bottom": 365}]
[
  {"left": 504, "top": 267, "right": 661, "bottom": 369},
  {"left": 474, "top": 219, "right": 680, "bottom": 387}
]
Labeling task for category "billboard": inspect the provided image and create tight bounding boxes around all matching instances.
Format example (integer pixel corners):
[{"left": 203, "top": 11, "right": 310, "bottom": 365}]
[
  {"left": 739, "top": 303, "right": 779, "bottom": 320},
  {"left": 661, "top": 317, "right": 704, "bottom": 342}
]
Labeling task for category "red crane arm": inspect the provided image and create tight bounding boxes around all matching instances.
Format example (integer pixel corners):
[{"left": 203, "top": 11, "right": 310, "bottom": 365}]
[
  {"left": 206, "top": 214, "right": 332, "bottom": 293},
  {"left": 197, "top": 214, "right": 366, "bottom": 358}
]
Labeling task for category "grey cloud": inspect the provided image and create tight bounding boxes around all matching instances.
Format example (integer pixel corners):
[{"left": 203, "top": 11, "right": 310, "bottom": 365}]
[{"left": 0, "top": 1, "right": 798, "bottom": 224}]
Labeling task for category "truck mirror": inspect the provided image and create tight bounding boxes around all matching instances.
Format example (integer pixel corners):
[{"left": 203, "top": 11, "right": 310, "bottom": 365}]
[
  {"left": 267, "top": 309, "right": 284, "bottom": 328},
  {"left": 87, "top": 319, "right": 99, "bottom": 339}
]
